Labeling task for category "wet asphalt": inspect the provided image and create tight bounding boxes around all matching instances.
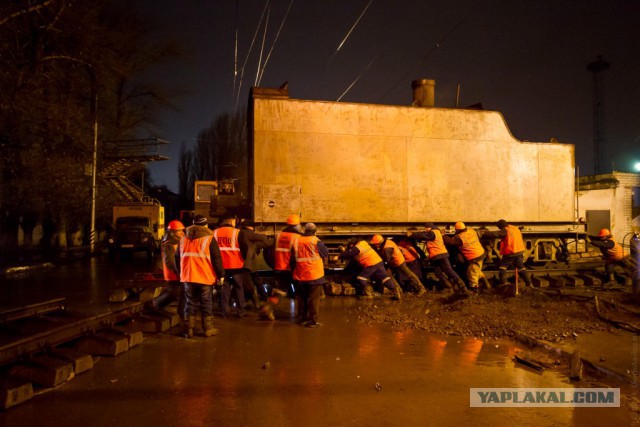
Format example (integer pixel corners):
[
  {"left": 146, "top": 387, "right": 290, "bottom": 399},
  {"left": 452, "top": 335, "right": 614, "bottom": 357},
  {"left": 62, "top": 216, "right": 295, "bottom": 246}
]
[{"left": 0, "top": 255, "right": 634, "bottom": 426}]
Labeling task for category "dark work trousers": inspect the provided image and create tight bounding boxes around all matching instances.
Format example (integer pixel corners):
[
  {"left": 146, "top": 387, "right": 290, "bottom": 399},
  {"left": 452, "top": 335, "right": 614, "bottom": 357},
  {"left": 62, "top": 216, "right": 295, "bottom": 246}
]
[
  {"left": 357, "top": 262, "right": 396, "bottom": 290},
  {"left": 153, "top": 280, "right": 185, "bottom": 319},
  {"left": 221, "top": 270, "right": 246, "bottom": 316},
  {"left": 433, "top": 256, "right": 463, "bottom": 282},
  {"left": 498, "top": 253, "right": 531, "bottom": 285},
  {"left": 297, "top": 280, "right": 325, "bottom": 323},
  {"left": 184, "top": 282, "right": 214, "bottom": 318},
  {"left": 391, "top": 262, "right": 425, "bottom": 292},
  {"left": 404, "top": 260, "right": 424, "bottom": 281}
]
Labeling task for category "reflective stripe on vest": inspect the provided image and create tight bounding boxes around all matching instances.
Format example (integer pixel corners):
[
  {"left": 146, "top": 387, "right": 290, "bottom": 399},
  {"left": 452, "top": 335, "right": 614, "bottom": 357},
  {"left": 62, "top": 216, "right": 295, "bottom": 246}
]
[
  {"left": 275, "top": 231, "right": 297, "bottom": 271},
  {"left": 162, "top": 242, "right": 179, "bottom": 281},
  {"left": 500, "top": 225, "right": 525, "bottom": 255},
  {"left": 292, "top": 235, "right": 325, "bottom": 281},
  {"left": 213, "top": 227, "right": 244, "bottom": 269},
  {"left": 458, "top": 228, "right": 485, "bottom": 260},
  {"left": 383, "top": 239, "right": 405, "bottom": 267},
  {"left": 180, "top": 235, "right": 216, "bottom": 285},
  {"left": 355, "top": 240, "right": 382, "bottom": 267},
  {"left": 607, "top": 239, "right": 624, "bottom": 261},
  {"left": 426, "top": 229, "right": 448, "bottom": 258}
]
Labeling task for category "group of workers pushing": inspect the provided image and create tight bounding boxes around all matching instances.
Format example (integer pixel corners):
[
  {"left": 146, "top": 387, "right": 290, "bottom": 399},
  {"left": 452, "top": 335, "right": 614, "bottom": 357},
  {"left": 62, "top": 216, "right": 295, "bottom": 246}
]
[{"left": 152, "top": 212, "right": 637, "bottom": 339}]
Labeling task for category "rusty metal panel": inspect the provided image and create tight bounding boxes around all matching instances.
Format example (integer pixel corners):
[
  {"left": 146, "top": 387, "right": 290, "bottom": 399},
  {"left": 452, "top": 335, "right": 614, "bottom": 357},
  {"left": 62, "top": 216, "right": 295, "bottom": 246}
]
[
  {"left": 252, "top": 98, "right": 575, "bottom": 224},
  {"left": 256, "top": 184, "right": 301, "bottom": 223}
]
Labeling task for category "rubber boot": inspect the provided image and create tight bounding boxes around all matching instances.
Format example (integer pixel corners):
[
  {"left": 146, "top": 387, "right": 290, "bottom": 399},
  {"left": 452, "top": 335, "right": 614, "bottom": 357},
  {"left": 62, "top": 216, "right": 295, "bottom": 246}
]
[
  {"left": 440, "top": 276, "right": 453, "bottom": 290},
  {"left": 415, "top": 284, "right": 427, "bottom": 297},
  {"left": 498, "top": 269, "right": 509, "bottom": 287},
  {"left": 454, "top": 278, "right": 468, "bottom": 294},
  {"left": 391, "top": 285, "right": 402, "bottom": 301},
  {"left": 361, "top": 284, "right": 374, "bottom": 299},
  {"left": 251, "top": 288, "right": 261, "bottom": 310},
  {"left": 182, "top": 316, "right": 195, "bottom": 338},
  {"left": 607, "top": 273, "right": 616, "bottom": 285},
  {"left": 521, "top": 270, "right": 533, "bottom": 288},
  {"left": 480, "top": 276, "right": 492, "bottom": 290},
  {"left": 203, "top": 315, "right": 219, "bottom": 337}
]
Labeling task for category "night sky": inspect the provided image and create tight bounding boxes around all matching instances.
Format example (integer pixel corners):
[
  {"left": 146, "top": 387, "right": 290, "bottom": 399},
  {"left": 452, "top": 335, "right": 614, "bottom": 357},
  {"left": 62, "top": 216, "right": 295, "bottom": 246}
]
[{"left": 133, "top": 0, "right": 640, "bottom": 192}]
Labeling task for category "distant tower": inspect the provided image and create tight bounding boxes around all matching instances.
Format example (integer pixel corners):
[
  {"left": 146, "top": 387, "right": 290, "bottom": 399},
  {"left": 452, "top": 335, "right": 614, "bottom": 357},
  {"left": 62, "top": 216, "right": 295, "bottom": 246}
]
[{"left": 586, "top": 55, "right": 610, "bottom": 175}]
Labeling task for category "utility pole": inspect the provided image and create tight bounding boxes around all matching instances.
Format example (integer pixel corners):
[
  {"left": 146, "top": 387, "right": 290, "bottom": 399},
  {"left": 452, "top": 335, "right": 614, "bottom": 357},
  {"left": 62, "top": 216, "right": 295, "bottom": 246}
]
[{"left": 586, "top": 55, "right": 610, "bottom": 175}]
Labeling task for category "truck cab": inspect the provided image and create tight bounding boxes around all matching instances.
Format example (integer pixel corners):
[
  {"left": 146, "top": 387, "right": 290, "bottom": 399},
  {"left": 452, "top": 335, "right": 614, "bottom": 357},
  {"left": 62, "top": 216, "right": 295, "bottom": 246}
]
[{"left": 108, "top": 201, "right": 164, "bottom": 260}]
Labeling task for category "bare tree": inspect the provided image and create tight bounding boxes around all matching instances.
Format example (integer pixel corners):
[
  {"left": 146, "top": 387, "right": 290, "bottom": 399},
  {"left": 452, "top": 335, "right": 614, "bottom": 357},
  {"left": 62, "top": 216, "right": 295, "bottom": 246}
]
[{"left": 0, "top": 0, "right": 178, "bottom": 249}]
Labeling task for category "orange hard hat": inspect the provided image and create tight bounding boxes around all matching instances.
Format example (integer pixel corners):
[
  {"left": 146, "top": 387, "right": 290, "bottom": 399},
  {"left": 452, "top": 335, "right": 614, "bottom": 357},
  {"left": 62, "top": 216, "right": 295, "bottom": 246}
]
[
  {"left": 370, "top": 234, "right": 384, "bottom": 245},
  {"left": 286, "top": 214, "right": 300, "bottom": 226},
  {"left": 167, "top": 220, "right": 185, "bottom": 231},
  {"left": 598, "top": 228, "right": 611, "bottom": 237},
  {"left": 454, "top": 221, "right": 466, "bottom": 231}
]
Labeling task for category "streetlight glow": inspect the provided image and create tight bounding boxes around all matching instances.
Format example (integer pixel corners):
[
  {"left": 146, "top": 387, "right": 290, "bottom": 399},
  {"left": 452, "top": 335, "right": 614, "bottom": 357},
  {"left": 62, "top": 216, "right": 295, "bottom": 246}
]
[{"left": 634, "top": 162, "right": 640, "bottom": 172}]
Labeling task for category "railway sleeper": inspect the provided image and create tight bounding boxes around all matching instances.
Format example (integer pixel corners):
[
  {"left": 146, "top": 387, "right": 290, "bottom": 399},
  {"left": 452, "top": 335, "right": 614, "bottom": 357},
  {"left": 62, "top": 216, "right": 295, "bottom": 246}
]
[
  {"left": 564, "top": 275, "right": 585, "bottom": 287},
  {"left": 9, "top": 354, "right": 73, "bottom": 388},
  {"left": 0, "top": 375, "right": 33, "bottom": 410},
  {"left": 74, "top": 332, "right": 129, "bottom": 357}
]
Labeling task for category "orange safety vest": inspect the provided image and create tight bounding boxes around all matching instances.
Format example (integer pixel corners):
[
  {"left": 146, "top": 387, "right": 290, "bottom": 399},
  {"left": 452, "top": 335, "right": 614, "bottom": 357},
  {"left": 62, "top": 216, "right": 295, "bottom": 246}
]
[
  {"left": 457, "top": 228, "right": 485, "bottom": 261},
  {"left": 383, "top": 239, "right": 405, "bottom": 267},
  {"left": 179, "top": 235, "right": 217, "bottom": 285},
  {"left": 607, "top": 238, "right": 624, "bottom": 261},
  {"left": 355, "top": 240, "right": 382, "bottom": 267},
  {"left": 162, "top": 242, "right": 179, "bottom": 281},
  {"left": 275, "top": 231, "right": 298, "bottom": 271},
  {"left": 426, "top": 229, "right": 448, "bottom": 258},
  {"left": 292, "top": 235, "right": 325, "bottom": 281},
  {"left": 213, "top": 227, "right": 244, "bottom": 269},
  {"left": 398, "top": 244, "right": 419, "bottom": 263},
  {"left": 500, "top": 225, "right": 525, "bottom": 255}
]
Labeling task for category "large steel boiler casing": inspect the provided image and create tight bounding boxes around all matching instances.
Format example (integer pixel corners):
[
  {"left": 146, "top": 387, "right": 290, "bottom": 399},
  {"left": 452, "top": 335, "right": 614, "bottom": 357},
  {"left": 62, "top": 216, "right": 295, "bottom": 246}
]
[{"left": 251, "top": 97, "right": 575, "bottom": 225}]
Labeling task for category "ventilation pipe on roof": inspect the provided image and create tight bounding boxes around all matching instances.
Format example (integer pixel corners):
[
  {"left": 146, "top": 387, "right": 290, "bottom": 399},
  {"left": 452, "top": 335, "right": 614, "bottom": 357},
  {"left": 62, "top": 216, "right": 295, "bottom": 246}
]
[{"left": 411, "top": 79, "right": 435, "bottom": 107}]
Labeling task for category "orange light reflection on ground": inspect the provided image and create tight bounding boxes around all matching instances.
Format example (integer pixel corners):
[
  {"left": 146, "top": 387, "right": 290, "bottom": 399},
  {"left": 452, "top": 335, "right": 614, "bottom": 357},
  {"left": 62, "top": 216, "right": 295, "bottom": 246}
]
[
  {"left": 425, "top": 335, "right": 448, "bottom": 367},
  {"left": 357, "top": 327, "right": 381, "bottom": 357}
]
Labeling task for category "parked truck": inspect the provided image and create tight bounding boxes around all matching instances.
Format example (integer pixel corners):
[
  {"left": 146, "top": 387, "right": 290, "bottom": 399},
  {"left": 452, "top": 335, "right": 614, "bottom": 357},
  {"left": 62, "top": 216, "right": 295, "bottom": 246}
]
[{"left": 107, "top": 199, "right": 165, "bottom": 260}]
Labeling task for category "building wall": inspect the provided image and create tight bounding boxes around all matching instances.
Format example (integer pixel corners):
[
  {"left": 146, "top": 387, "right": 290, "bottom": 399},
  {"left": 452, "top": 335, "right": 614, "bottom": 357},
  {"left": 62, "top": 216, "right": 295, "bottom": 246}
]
[{"left": 577, "top": 171, "right": 640, "bottom": 249}]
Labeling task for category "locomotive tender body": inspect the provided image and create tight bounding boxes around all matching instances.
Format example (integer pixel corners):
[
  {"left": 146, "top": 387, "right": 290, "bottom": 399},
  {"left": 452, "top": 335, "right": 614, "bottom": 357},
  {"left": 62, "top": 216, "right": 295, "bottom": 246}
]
[{"left": 249, "top": 90, "right": 576, "bottom": 230}]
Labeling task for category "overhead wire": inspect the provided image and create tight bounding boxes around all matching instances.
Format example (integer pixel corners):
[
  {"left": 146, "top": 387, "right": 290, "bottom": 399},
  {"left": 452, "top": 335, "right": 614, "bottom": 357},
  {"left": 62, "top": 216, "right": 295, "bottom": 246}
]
[
  {"left": 254, "top": 1, "right": 271, "bottom": 86},
  {"left": 327, "top": 0, "right": 373, "bottom": 66},
  {"left": 257, "top": 0, "right": 294, "bottom": 86},
  {"left": 309, "top": 0, "right": 374, "bottom": 97},
  {"left": 234, "top": 0, "right": 270, "bottom": 111},
  {"left": 232, "top": 0, "right": 239, "bottom": 99},
  {"left": 336, "top": 55, "right": 378, "bottom": 101},
  {"left": 376, "top": 5, "right": 476, "bottom": 103}
]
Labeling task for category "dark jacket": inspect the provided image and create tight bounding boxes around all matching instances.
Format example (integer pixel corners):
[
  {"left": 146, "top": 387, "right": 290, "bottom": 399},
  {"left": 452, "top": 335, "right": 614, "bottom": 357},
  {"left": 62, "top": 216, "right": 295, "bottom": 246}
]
[
  {"left": 240, "top": 226, "right": 275, "bottom": 272},
  {"left": 410, "top": 231, "right": 449, "bottom": 261},
  {"left": 175, "top": 224, "right": 225, "bottom": 281},
  {"left": 161, "top": 232, "right": 181, "bottom": 277}
]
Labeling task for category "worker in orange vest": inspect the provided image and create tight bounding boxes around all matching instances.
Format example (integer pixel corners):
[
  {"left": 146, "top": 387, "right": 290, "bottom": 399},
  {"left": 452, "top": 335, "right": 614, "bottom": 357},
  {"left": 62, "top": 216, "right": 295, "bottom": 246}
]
[
  {"left": 175, "top": 214, "right": 225, "bottom": 338},
  {"left": 407, "top": 222, "right": 468, "bottom": 293},
  {"left": 153, "top": 220, "right": 186, "bottom": 318},
  {"left": 291, "top": 223, "right": 328, "bottom": 327},
  {"left": 445, "top": 222, "right": 488, "bottom": 293},
  {"left": 339, "top": 238, "right": 402, "bottom": 300},
  {"left": 272, "top": 214, "right": 303, "bottom": 296},
  {"left": 396, "top": 237, "right": 425, "bottom": 285},
  {"left": 483, "top": 219, "right": 533, "bottom": 288},
  {"left": 370, "top": 234, "right": 426, "bottom": 296},
  {"left": 588, "top": 228, "right": 634, "bottom": 284}
]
